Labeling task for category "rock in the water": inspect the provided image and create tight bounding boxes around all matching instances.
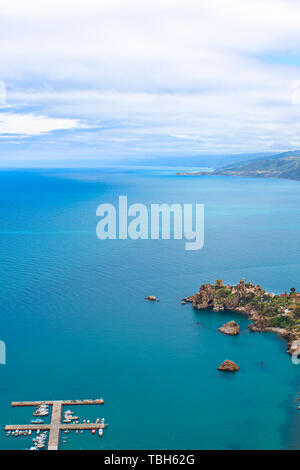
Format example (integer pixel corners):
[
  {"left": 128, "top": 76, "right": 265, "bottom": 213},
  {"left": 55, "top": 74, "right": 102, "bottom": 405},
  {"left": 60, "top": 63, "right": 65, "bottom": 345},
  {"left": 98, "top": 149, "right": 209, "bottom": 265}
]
[
  {"left": 145, "top": 295, "right": 157, "bottom": 301},
  {"left": 217, "top": 360, "right": 239, "bottom": 372},
  {"left": 218, "top": 320, "right": 240, "bottom": 335},
  {"left": 181, "top": 301, "right": 186, "bottom": 305}
]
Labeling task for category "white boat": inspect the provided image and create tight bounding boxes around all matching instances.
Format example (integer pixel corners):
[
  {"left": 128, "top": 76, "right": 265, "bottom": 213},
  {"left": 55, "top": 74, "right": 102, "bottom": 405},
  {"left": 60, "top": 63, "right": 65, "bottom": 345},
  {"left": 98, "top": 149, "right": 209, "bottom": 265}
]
[
  {"left": 99, "top": 429, "right": 103, "bottom": 437},
  {"left": 92, "top": 429, "right": 96, "bottom": 434},
  {"left": 34, "top": 405, "right": 49, "bottom": 416},
  {"left": 31, "top": 418, "right": 44, "bottom": 424}
]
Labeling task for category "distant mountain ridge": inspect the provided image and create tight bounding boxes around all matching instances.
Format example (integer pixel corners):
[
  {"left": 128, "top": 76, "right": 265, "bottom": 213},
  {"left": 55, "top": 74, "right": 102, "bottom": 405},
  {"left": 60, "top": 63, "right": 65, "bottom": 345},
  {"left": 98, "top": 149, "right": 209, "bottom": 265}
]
[
  {"left": 177, "top": 150, "right": 300, "bottom": 181},
  {"left": 218, "top": 151, "right": 300, "bottom": 180}
]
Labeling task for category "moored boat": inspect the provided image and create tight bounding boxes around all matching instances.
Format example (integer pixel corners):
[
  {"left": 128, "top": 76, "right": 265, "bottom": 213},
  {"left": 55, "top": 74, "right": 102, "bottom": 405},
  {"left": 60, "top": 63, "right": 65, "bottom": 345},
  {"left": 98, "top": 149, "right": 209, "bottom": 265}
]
[{"left": 31, "top": 418, "right": 44, "bottom": 424}]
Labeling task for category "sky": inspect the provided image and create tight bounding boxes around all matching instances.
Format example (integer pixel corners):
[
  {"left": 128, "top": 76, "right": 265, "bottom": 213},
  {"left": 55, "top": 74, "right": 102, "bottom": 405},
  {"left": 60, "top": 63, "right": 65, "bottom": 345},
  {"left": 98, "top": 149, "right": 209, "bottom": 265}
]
[{"left": 1, "top": 0, "right": 300, "bottom": 166}]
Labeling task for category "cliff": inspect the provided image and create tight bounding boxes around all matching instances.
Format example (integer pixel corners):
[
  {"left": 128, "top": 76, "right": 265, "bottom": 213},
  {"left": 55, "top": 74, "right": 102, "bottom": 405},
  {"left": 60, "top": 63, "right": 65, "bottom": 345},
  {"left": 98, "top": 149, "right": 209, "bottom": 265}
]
[{"left": 183, "top": 279, "right": 300, "bottom": 354}]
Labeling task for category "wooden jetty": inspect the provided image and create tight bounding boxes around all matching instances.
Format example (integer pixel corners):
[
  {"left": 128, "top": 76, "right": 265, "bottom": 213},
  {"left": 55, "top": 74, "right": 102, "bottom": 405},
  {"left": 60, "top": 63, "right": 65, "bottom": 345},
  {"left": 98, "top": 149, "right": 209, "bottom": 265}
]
[{"left": 5, "top": 398, "right": 105, "bottom": 450}]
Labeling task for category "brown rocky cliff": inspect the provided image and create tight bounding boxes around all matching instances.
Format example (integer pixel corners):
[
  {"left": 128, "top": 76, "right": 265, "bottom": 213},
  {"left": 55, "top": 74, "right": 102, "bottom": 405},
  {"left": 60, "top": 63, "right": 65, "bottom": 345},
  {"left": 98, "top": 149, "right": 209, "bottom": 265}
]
[{"left": 218, "top": 321, "right": 240, "bottom": 335}]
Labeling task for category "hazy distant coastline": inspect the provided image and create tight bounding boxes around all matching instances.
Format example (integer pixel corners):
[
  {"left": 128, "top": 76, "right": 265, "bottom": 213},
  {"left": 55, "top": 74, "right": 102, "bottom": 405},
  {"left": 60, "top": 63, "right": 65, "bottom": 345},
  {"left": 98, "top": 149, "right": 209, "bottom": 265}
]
[{"left": 177, "top": 151, "right": 300, "bottom": 181}]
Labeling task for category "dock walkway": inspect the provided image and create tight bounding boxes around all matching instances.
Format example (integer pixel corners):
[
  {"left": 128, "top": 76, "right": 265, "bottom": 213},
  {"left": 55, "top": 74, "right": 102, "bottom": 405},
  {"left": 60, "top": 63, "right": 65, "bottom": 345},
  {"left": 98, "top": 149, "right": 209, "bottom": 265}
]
[{"left": 5, "top": 398, "right": 105, "bottom": 450}]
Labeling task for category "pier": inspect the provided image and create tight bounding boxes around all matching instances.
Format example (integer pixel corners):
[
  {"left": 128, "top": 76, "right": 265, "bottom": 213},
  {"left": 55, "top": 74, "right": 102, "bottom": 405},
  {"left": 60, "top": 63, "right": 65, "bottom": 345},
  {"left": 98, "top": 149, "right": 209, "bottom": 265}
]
[{"left": 5, "top": 398, "right": 105, "bottom": 450}]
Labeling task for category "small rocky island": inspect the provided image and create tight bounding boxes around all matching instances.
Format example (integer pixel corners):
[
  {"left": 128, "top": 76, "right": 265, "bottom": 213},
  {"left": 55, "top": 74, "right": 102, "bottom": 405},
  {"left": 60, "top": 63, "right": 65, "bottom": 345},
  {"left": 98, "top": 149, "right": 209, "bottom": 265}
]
[
  {"left": 183, "top": 279, "right": 300, "bottom": 355},
  {"left": 218, "top": 320, "right": 240, "bottom": 335},
  {"left": 145, "top": 295, "right": 160, "bottom": 302},
  {"left": 218, "top": 360, "right": 239, "bottom": 372},
  {"left": 145, "top": 295, "right": 157, "bottom": 301}
]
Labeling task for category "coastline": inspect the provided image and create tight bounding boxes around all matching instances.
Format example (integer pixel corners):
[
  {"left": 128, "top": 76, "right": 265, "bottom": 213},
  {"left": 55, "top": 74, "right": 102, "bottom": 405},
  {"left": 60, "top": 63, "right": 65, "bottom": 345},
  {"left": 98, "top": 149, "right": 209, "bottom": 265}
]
[
  {"left": 175, "top": 170, "right": 300, "bottom": 182},
  {"left": 183, "top": 279, "right": 300, "bottom": 356},
  {"left": 176, "top": 171, "right": 300, "bottom": 182}
]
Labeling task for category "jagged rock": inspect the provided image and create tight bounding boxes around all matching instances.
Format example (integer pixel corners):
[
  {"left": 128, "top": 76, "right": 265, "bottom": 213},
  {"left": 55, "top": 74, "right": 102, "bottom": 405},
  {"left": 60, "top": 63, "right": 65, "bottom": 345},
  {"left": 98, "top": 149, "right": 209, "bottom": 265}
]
[
  {"left": 248, "top": 323, "right": 259, "bottom": 332},
  {"left": 218, "top": 320, "right": 240, "bottom": 335},
  {"left": 145, "top": 295, "right": 157, "bottom": 301},
  {"left": 218, "top": 360, "right": 239, "bottom": 372}
]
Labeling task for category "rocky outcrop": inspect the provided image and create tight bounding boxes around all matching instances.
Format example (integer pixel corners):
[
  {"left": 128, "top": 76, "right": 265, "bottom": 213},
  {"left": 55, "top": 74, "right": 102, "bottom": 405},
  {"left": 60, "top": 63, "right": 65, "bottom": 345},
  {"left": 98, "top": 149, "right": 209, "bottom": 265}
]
[
  {"left": 145, "top": 295, "right": 157, "bottom": 301},
  {"left": 184, "top": 279, "right": 258, "bottom": 312},
  {"left": 183, "top": 279, "right": 300, "bottom": 355},
  {"left": 218, "top": 320, "right": 240, "bottom": 335},
  {"left": 217, "top": 360, "right": 239, "bottom": 372}
]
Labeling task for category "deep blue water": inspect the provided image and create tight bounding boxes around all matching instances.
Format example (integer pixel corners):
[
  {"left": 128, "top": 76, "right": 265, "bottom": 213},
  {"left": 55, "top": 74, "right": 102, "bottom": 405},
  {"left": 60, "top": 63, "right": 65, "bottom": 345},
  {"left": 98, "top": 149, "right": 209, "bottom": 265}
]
[{"left": 0, "top": 167, "right": 299, "bottom": 450}]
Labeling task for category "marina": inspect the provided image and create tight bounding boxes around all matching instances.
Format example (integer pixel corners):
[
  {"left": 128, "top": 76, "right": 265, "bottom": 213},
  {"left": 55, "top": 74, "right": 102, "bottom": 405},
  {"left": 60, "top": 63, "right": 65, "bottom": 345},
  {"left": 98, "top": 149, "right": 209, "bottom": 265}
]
[{"left": 5, "top": 398, "right": 107, "bottom": 450}]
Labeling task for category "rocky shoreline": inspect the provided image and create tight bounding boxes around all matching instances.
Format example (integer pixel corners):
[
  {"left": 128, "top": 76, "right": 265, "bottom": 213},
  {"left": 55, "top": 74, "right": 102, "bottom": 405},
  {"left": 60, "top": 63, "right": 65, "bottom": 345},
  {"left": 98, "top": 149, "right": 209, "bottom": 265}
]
[{"left": 183, "top": 278, "right": 300, "bottom": 355}]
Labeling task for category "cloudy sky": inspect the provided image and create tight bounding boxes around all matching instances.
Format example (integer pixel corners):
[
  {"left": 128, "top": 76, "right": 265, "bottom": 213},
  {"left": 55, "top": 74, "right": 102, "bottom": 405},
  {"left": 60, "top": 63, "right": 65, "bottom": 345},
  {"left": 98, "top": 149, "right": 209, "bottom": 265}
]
[{"left": 1, "top": 0, "right": 300, "bottom": 166}]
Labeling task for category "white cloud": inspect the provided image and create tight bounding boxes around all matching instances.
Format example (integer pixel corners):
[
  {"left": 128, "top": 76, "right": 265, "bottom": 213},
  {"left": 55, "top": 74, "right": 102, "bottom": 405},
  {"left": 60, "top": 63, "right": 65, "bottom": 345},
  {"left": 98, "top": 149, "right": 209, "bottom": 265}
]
[
  {"left": 0, "top": 112, "right": 84, "bottom": 135},
  {"left": 1, "top": 0, "right": 300, "bottom": 158}
]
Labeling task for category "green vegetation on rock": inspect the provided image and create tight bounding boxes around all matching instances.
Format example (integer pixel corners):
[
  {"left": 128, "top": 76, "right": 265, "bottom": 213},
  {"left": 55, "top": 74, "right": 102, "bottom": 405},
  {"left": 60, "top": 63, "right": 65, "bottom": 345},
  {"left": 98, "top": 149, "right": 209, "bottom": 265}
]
[{"left": 183, "top": 279, "right": 300, "bottom": 354}]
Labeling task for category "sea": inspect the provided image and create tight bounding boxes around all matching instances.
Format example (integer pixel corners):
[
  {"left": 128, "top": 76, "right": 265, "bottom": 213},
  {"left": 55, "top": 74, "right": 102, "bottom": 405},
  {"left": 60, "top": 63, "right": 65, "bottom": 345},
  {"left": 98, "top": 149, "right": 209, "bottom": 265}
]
[{"left": 0, "top": 166, "right": 299, "bottom": 450}]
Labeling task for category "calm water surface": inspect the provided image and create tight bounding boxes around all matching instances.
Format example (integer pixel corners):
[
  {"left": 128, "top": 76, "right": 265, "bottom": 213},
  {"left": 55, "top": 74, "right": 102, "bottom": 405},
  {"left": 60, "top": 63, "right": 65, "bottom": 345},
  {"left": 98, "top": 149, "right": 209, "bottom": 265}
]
[{"left": 0, "top": 168, "right": 299, "bottom": 449}]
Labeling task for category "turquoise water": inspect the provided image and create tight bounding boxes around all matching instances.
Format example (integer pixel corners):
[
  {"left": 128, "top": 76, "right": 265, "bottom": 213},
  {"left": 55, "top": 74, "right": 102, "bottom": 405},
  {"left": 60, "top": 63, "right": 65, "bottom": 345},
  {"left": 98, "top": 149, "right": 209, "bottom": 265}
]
[{"left": 0, "top": 168, "right": 299, "bottom": 450}]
